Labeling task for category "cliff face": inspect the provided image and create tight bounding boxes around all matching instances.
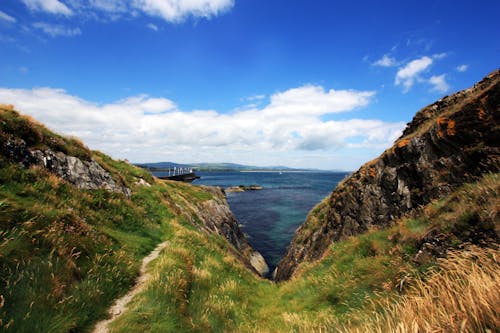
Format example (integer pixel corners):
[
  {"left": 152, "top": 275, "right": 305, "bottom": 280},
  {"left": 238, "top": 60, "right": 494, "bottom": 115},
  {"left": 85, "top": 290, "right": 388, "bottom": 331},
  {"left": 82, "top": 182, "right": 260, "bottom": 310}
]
[
  {"left": 275, "top": 69, "right": 500, "bottom": 281},
  {"left": 194, "top": 186, "right": 269, "bottom": 276}
]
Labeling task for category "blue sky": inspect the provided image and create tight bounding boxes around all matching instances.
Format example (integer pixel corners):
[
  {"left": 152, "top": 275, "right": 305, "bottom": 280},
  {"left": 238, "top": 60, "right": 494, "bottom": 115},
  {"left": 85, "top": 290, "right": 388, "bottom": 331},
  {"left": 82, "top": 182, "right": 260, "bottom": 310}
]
[{"left": 0, "top": 0, "right": 499, "bottom": 170}]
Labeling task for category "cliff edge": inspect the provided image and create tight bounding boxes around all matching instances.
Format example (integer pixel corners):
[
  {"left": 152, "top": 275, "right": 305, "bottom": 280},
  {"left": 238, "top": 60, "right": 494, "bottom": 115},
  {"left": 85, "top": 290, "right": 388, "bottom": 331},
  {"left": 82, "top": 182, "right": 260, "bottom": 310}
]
[{"left": 275, "top": 69, "right": 500, "bottom": 280}]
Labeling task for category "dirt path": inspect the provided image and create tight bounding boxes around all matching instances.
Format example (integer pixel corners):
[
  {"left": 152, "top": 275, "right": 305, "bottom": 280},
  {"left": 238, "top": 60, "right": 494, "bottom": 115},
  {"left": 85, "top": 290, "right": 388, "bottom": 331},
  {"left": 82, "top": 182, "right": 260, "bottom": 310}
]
[{"left": 92, "top": 241, "right": 169, "bottom": 333}]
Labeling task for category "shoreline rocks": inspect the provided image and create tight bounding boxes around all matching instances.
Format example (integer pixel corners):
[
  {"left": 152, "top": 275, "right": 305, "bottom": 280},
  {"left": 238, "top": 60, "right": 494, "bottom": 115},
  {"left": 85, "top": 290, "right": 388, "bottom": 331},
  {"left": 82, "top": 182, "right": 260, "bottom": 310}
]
[{"left": 226, "top": 185, "right": 263, "bottom": 193}]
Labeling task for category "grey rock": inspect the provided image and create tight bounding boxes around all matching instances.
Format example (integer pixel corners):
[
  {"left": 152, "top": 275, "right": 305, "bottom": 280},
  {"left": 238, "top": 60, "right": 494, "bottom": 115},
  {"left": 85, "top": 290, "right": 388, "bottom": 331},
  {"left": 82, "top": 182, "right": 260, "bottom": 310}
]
[
  {"left": 31, "top": 149, "right": 131, "bottom": 197},
  {"left": 193, "top": 186, "right": 270, "bottom": 277}
]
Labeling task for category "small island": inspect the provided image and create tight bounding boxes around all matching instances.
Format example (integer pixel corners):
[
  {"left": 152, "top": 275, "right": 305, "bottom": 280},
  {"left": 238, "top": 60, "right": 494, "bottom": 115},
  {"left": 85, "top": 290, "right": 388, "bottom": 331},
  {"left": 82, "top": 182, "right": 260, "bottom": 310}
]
[{"left": 226, "top": 185, "right": 263, "bottom": 193}]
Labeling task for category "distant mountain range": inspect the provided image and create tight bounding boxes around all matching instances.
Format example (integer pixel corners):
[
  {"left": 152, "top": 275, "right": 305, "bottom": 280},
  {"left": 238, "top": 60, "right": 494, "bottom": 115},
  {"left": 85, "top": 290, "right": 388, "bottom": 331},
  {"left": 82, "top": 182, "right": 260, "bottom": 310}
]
[{"left": 135, "top": 162, "right": 341, "bottom": 172}]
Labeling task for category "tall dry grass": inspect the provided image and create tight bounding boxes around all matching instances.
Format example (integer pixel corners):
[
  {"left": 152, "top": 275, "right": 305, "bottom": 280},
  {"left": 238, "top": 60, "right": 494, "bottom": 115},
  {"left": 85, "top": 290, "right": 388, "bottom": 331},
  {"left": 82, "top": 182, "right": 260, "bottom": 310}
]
[{"left": 347, "top": 245, "right": 499, "bottom": 333}]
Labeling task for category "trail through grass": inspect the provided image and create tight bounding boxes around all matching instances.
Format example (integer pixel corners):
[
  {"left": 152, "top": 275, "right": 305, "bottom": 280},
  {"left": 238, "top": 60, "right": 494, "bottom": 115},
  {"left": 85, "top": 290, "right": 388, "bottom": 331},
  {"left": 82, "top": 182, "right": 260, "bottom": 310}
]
[{"left": 92, "top": 241, "right": 169, "bottom": 333}]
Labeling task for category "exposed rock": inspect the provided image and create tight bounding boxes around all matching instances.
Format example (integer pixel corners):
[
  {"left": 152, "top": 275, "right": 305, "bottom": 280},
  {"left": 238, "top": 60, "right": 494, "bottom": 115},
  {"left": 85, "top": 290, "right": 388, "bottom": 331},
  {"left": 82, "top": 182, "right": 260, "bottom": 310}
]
[
  {"left": 274, "top": 69, "right": 500, "bottom": 281},
  {"left": 0, "top": 134, "right": 130, "bottom": 197},
  {"left": 0, "top": 135, "right": 37, "bottom": 166},
  {"left": 135, "top": 178, "right": 151, "bottom": 187},
  {"left": 250, "top": 252, "right": 269, "bottom": 277},
  {"left": 226, "top": 185, "right": 263, "bottom": 192},
  {"left": 32, "top": 150, "right": 131, "bottom": 197},
  {"left": 193, "top": 186, "right": 269, "bottom": 276}
]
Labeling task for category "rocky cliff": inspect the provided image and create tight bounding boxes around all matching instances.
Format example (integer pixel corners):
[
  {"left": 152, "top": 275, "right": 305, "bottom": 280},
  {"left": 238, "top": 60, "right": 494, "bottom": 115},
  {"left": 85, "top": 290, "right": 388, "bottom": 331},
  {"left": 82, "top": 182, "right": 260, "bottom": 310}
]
[
  {"left": 275, "top": 69, "right": 500, "bottom": 281},
  {"left": 193, "top": 186, "right": 269, "bottom": 276}
]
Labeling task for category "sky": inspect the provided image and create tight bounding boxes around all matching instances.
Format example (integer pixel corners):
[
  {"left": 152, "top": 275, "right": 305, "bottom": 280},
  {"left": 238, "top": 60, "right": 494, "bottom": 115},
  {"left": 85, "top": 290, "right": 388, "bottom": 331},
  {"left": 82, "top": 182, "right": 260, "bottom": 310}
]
[{"left": 0, "top": 0, "right": 499, "bottom": 170}]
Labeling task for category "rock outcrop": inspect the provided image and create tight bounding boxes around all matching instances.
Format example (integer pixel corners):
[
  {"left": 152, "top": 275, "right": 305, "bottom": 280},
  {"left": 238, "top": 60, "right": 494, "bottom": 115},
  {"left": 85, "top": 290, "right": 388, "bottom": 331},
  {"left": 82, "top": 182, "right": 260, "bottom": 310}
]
[
  {"left": 193, "top": 186, "right": 269, "bottom": 276},
  {"left": 226, "top": 185, "right": 263, "bottom": 193},
  {"left": 0, "top": 108, "right": 130, "bottom": 196},
  {"left": 274, "top": 69, "right": 500, "bottom": 281},
  {"left": 31, "top": 149, "right": 131, "bottom": 196}
]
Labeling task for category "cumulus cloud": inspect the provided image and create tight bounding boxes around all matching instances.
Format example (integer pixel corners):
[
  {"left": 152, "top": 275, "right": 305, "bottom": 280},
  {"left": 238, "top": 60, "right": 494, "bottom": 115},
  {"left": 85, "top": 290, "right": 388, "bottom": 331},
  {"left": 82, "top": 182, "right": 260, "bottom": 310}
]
[
  {"left": 456, "top": 64, "right": 468, "bottom": 72},
  {"left": 395, "top": 56, "right": 433, "bottom": 92},
  {"left": 268, "top": 85, "right": 374, "bottom": 116},
  {"left": 21, "top": 0, "right": 73, "bottom": 16},
  {"left": 132, "top": 0, "right": 234, "bottom": 22},
  {"left": 0, "top": 85, "right": 404, "bottom": 168},
  {"left": 372, "top": 54, "right": 397, "bottom": 67},
  {"left": 429, "top": 74, "right": 449, "bottom": 93},
  {"left": 0, "top": 11, "right": 16, "bottom": 23},
  {"left": 20, "top": 0, "right": 234, "bottom": 23},
  {"left": 32, "top": 22, "right": 81, "bottom": 37}
]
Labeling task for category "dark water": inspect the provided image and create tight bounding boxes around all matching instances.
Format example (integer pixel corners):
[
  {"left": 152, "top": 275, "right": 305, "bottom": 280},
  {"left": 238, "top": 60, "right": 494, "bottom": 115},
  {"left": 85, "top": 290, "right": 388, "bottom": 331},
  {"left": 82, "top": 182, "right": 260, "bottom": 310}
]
[{"left": 184, "top": 171, "right": 349, "bottom": 272}]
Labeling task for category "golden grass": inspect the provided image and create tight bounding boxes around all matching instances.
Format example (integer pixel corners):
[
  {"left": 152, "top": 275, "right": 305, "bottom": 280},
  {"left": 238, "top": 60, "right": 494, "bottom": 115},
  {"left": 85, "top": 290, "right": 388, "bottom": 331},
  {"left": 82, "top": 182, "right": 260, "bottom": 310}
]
[{"left": 345, "top": 245, "right": 500, "bottom": 333}]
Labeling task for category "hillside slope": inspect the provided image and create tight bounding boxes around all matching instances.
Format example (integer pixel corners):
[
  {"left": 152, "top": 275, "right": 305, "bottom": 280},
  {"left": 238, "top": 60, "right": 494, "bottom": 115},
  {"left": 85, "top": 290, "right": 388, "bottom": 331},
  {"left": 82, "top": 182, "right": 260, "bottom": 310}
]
[
  {"left": 0, "top": 106, "right": 266, "bottom": 332},
  {"left": 275, "top": 69, "right": 500, "bottom": 280}
]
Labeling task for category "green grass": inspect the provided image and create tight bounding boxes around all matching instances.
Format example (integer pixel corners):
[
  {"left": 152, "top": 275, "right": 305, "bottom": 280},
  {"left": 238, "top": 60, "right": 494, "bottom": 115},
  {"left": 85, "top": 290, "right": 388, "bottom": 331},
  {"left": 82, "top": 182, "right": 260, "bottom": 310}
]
[
  {"left": 1, "top": 107, "right": 498, "bottom": 332},
  {"left": 108, "top": 173, "right": 499, "bottom": 333}
]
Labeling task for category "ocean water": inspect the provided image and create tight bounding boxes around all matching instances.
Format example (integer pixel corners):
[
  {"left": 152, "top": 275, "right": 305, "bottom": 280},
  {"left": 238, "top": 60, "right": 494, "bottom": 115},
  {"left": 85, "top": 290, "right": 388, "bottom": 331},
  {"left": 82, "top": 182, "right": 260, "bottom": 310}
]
[{"left": 190, "top": 171, "right": 349, "bottom": 272}]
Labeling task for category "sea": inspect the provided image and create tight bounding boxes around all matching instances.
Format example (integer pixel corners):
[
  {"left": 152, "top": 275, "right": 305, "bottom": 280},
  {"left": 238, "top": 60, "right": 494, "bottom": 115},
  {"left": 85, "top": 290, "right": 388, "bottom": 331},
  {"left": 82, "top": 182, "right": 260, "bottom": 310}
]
[
  {"left": 153, "top": 170, "right": 348, "bottom": 271},
  {"left": 186, "top": 171, "right": 349, "bottom": 272}
]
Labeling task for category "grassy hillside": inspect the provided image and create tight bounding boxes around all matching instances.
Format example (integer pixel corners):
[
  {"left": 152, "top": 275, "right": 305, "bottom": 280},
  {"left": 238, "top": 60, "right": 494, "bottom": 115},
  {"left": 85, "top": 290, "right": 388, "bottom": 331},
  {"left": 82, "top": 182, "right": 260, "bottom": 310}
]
[
  {"left": 107, "top": 173, "right": 498, "bottom": 333},
  {"left": 0, "top": 107, "right": 255, "bottom": 332},
  {"left": 1, "top": 106, "right": 498, "bottom": 332}
]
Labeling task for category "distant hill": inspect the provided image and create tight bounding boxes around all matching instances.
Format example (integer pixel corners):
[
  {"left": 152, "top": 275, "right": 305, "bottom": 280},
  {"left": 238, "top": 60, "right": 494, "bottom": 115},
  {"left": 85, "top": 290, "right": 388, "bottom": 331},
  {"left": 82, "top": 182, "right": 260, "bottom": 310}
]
[{"left": 135, "top": 161, "right": 333, "bottom": 172}]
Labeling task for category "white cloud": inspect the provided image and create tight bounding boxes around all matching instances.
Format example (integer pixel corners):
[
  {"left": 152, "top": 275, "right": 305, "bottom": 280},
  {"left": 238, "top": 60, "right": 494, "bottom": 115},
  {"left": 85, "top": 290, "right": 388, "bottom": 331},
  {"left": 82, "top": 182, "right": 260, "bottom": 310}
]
[
  {"left": 89, "top": 0, "right": 127, "bottom": 13},
  {"left": 18, "top": 0, "right": 235, "bottom": 29},
  {"left": 0, "top": 85, "right": 404, "bottom": 169},
  {"left": 429, "top": 74, "right": 449, "bottom": 93},
  {"left": 132, "top": 0, "right": 234, "bottom": 22},
  {"left": 32, "top": 22, "right": 81, "bottom": 37},
  {"left": 432, "top": 52, "right": 448, "bottom": 60},
  {"left": 147, "top": 23, "right": 159, "bottom": 31},
  {"left": 268, "top": 85, "right": 374, "bottom": 116},
  {"left": 21, "top": 0, "right": 73, "bottom": 16},
  {"left": 395, "top": 56, "right": 433, "bottom": 92},
  {"left": 244, "top": 94, "right": 265, "bottom": 102},
  {"left": 372, "top": 54, "right": 397, "bottom": 67},
  {"left": 456, "top": 64, "right": 468, "bottom": 72},
  {"left": 0, "top": 11, "right": 16, "bottom": 23}
]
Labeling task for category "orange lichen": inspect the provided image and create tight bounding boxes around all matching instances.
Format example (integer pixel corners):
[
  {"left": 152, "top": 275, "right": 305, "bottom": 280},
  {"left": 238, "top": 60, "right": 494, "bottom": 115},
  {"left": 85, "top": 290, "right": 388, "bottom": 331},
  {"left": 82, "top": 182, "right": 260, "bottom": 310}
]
[
  {"left": 397, "top": 138, "right": 410, "bottom": 148},
  {"left": 446, "top": 119, "right": 456, "bottom": 136},
  {"left": 360, "top": 168, "right": 367, "bottom": 177},
  {"left": 369, "top": 167, "right": 376, "bottom": 178},
  {"left": 436, "top": 116, "right": 448, "bottom": 138}
]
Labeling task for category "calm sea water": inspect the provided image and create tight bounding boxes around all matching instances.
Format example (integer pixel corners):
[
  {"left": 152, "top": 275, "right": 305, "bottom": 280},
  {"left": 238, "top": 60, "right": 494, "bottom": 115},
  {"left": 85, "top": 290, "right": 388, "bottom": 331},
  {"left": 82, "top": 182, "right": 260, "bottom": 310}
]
[{"left": 186, "top": 171, "right": 349, "bottom": 272}]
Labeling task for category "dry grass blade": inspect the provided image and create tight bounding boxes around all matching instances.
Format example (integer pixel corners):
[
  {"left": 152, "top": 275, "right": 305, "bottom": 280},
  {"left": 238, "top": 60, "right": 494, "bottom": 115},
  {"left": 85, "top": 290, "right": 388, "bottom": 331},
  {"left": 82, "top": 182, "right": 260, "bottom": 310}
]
[{"left": 347, "top": 245, "right": 499, "bottom": 333}]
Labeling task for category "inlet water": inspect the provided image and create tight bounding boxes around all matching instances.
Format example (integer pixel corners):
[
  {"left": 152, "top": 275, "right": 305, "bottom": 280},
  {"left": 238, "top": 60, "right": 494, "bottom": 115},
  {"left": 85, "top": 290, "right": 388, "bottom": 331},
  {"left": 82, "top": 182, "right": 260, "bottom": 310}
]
[{"left": 191, "top": 171, "right": 348, "bottom": 272}]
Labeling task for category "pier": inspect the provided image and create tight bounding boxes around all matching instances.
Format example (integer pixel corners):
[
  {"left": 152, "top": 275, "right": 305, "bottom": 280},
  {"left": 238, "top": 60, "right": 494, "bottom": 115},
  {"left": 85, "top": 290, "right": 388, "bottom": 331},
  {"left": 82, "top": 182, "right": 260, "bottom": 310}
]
[{"left": 156, "top": 167, "right": 200, "bottom": 182}]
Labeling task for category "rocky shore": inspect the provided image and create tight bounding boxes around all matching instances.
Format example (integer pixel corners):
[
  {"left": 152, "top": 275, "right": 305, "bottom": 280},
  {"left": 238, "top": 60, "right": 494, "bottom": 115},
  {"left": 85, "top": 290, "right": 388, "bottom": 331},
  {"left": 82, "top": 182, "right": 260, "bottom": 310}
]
[{"left": 226, "top": 185, "right": 263, "bottom": 192}]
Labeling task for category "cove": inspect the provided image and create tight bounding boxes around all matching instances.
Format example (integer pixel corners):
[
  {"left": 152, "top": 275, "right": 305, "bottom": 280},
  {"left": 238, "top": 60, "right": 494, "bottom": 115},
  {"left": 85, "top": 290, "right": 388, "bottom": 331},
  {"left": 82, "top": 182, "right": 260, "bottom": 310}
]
[{"left": 191, "top": 171, "right": 349, "bottom": 272}]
